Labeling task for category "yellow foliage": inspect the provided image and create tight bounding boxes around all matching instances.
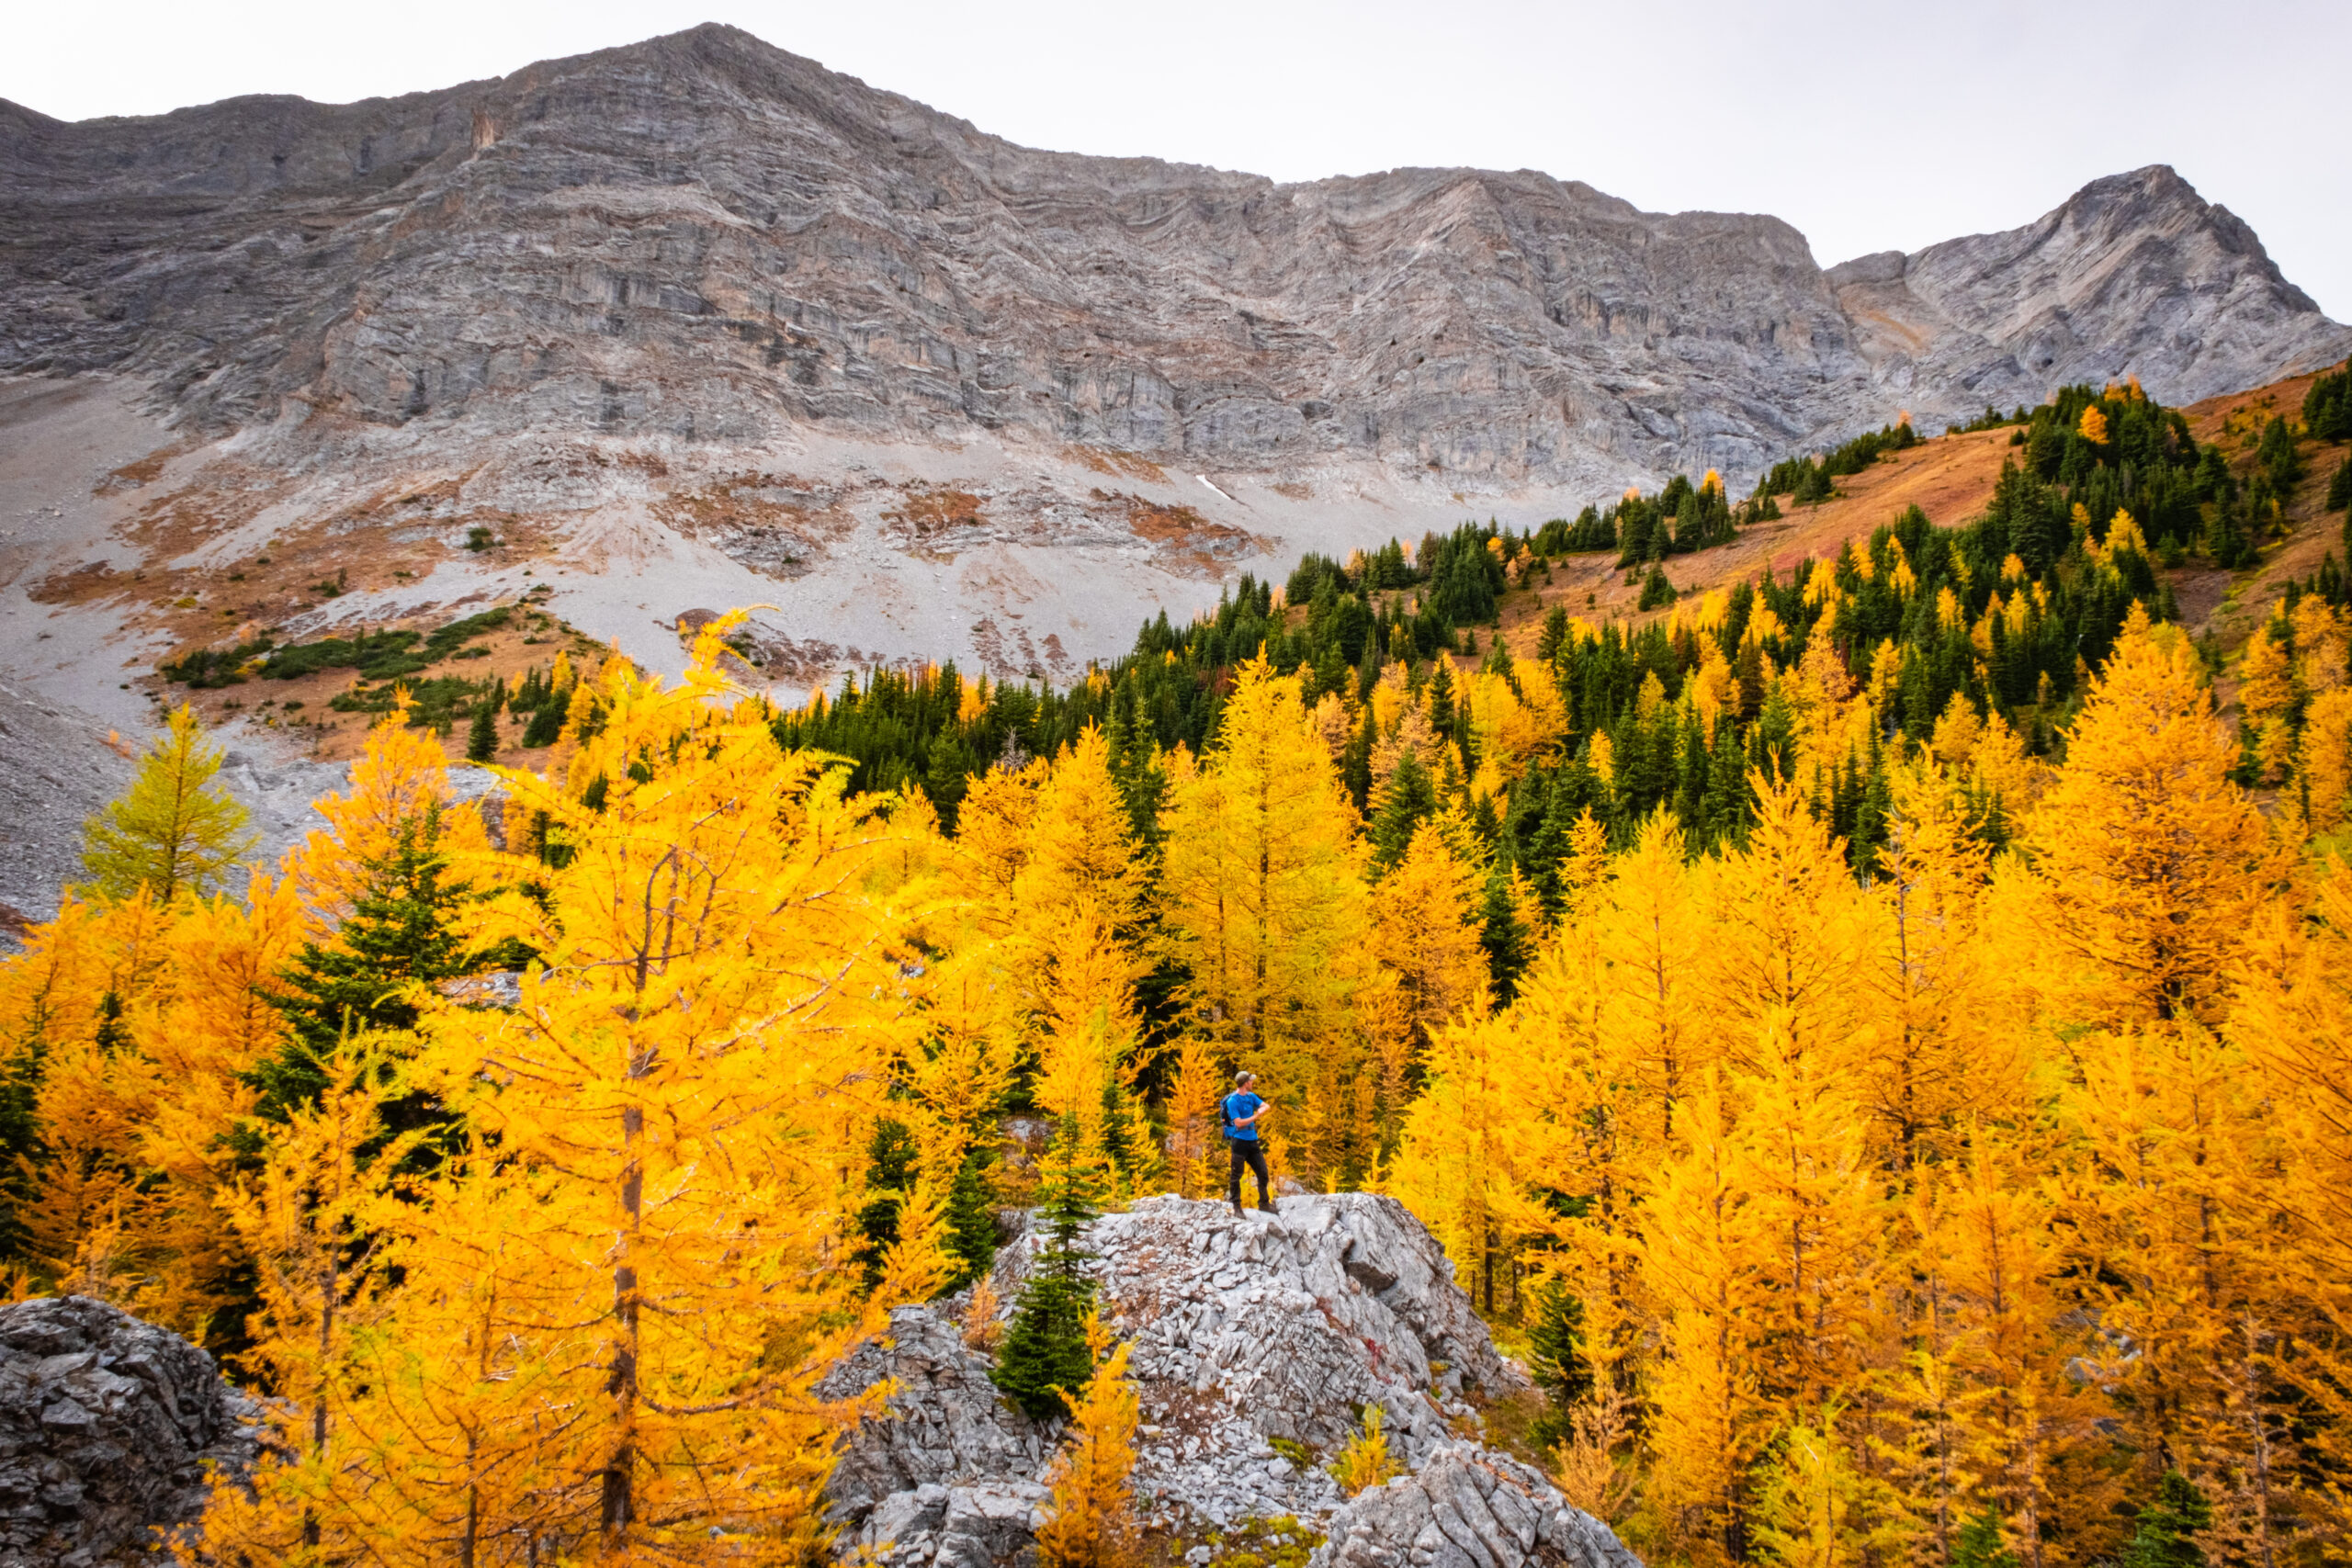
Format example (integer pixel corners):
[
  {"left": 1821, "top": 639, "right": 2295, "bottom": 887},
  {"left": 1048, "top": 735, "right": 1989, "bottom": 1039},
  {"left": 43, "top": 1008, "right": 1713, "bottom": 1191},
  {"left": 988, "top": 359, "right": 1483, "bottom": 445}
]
[
  {"left": 1034, "top": 1312, "right": 1139, "bottom": 1568},
  {"left": 2023, "top": 610, "right": 2279, "bottom": 1028},
  {"left": 1331, "top": 1404, "right": 1403, "bottom": 1497}
]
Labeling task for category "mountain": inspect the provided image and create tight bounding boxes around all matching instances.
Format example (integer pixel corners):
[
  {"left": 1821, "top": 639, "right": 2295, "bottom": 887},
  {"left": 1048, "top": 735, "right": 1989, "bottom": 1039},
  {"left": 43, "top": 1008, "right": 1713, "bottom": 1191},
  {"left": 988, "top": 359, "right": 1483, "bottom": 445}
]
[
  {"left": 1829, "top": 164, "right": 2351, "bottom": 416},
  {"left": 0, "top": 23, "right": 2344, "bottom": 839},
  {"left": 5, "top": 27, "right": 2340, "bottom": 485}
]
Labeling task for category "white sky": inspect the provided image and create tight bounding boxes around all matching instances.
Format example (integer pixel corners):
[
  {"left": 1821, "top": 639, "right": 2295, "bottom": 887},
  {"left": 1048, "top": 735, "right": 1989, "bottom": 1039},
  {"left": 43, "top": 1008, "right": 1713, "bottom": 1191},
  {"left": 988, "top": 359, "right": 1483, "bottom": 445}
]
[{"left": 10, "top": 0, "right": 2349, "bottom": 319}]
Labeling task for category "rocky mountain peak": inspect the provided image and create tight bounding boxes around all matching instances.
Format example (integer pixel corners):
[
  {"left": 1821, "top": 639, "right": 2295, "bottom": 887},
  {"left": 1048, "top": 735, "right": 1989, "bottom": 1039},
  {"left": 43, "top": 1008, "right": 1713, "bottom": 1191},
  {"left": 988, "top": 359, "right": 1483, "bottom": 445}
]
[{"left": 1826, "top": 163, "right": 2346, "bottom": 413}]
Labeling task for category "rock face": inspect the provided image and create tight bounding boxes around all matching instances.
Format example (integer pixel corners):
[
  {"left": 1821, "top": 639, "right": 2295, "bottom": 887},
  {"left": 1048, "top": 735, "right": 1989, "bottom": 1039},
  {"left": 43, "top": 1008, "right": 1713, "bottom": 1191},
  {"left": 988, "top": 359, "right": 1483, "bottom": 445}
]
[
  {"left": 1828, "top": 165, "right": 2352, "bottom": 421},
  {"left": 822, "top": 1193, "right": 1638, "bottom": 1568},
  {"left": 0, "top": 1295, "right": 262, "bottom": 1564},
  {"left": 1, "top": 27, "right": 2342, "bottom": 485}
]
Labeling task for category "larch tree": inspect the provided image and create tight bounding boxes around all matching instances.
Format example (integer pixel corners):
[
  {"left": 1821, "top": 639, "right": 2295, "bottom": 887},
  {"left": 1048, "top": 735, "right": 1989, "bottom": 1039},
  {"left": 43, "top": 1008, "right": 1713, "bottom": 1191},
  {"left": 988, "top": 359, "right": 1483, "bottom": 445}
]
[
  {"left": 1157, "top": 652, "right": 1372, "bottom": 1114},
  {"left": 2024, "top": 610, "right": 2278, "bottom": 1031},
  {"left": 79, "top": 703, "right": 256, "bottom": 906},
  {"left": 410, "top": 622, "right": 934, "bottom": 1559}
]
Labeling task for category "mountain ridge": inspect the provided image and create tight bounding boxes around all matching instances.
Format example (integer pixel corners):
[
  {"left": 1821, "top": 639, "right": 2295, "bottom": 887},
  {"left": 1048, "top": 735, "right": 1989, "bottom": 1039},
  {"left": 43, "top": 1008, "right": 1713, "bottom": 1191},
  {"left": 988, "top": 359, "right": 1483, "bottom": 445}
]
[
  {"left": 0, "top": 21, "right": 2346, "bottom": 809},
  {"left": 7, "top": 23, "right": 2340, "bottom": 479}
]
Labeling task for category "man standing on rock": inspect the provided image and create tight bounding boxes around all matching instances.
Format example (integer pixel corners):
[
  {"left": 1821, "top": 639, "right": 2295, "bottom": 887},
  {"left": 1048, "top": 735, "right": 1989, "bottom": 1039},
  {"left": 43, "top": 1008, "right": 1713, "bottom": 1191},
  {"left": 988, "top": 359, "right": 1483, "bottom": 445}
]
[{"left": 1223, "top": 1071, "right": 1274, "bottom": 1217}]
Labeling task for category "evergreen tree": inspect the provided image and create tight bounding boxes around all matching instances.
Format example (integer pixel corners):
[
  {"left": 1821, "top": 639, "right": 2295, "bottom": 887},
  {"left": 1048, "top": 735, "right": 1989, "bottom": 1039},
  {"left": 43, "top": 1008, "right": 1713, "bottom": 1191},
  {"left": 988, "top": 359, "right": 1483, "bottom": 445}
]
[
  {"left": 944, "top": 1148, "right": 999, "bottom": 1292},
  {"left": 1371, "top": 751, "right": 1440, "bottom": 872},
  {"left": 254, "top": 805, "right": 484, "bottom": 1122},
  {"left": 851, "top": 1118, "right": 922, "bottom": 1292},
  {"left": 464, "top": 693, "right": 500, "bottom": 763},
  {"left": 1528, "top": 1281, "right": 1594, "bottom": 1406},
  {"left": 2117, "top": 1472, "right": 2211, "bottom": 1568},
  {"left": 1537, "top": 604, "right": 1572, "bottom": 663},
  {"left": 992, "top": 1135, "right": 1101, "bottom": 1419},
  {"left": 1638, "top": 566, "right": 1678, "bottom": 611},
  {"left": 519, "top": 694, "right": 568, "bottom": 748},
  {"left": 1951, "top": 1508, "right": 2018, "bottom": 1568}
]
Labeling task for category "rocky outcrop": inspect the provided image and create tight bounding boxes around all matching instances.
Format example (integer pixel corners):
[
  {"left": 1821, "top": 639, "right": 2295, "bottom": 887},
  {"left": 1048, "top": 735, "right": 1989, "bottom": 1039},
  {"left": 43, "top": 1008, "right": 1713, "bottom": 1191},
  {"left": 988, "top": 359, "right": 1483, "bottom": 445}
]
[
  {"left": 0, "top": 1295, "right": 262, "bottom": 1564},
  {"left": 823, "top": 1194, "right": 1635, "bottom": 1568},
  {"left": 816, "top": 1304, "right": 1047, "bottom": 1526},
  {"left": 1314, "top": 1446, "right": 1642, "bottom": 1568}
]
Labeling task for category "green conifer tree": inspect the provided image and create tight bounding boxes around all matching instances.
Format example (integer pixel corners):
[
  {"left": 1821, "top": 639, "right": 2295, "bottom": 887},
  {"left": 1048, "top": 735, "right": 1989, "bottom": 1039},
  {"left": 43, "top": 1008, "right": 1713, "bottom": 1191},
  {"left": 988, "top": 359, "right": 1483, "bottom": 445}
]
[
  {"left": 1371, "top": 751, "right": 1440, "bottom": 873},
  {"left": 1537, "top": 604, "right": 1571, "bottom": 663},
  {"left": 1951, "top": 1508, "right": 2018, "bottom": 1568},
  {"left": 465, "top": 691, "right": 501, "bottom": 763},
  {"left": 2117, "top": 1472, "right": 2212, "bottom": 1568},
  {"left": 851, "top": 1118, "right": 922, "bottom": 1292},
  {"left": 990, "top": 1133, "right": 1100, "bottom": 1418},
  {"left": 254, "top": 804, "right": 489, "bottom": 1122},
  {"left": 944, "top": 1148, "right": 999, "bottom": 1292}
]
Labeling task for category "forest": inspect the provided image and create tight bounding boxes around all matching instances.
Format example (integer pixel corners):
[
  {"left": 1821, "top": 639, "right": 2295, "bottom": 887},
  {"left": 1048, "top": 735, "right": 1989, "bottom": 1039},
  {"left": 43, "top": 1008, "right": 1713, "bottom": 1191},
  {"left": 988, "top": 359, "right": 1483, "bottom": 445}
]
[{"left": 4, "top": 371, "right": 2351, "bottom": 1566}]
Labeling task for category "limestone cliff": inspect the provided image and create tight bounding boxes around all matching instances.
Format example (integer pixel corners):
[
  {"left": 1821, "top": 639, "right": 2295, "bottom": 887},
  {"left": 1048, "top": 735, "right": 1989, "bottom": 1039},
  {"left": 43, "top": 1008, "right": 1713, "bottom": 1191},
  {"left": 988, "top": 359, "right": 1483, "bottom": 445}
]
[{"left": 2, "top": 26, "right": 2341, "bottom": 489}]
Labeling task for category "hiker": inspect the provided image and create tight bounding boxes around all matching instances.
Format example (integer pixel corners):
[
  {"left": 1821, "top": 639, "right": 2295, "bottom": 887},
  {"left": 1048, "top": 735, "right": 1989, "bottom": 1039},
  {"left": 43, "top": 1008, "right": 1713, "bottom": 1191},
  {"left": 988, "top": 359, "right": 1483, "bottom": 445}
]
[{"left": 1222, "top": 1070, "right": 1274, "bottom": 1217}]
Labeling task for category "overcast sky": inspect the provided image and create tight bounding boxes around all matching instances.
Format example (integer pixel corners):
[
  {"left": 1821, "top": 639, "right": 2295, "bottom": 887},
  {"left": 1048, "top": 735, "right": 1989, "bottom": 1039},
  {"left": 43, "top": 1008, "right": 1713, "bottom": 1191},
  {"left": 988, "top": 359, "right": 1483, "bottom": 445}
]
[{"left": 10, "top": 0, "right": 2348, "bottom": 318}]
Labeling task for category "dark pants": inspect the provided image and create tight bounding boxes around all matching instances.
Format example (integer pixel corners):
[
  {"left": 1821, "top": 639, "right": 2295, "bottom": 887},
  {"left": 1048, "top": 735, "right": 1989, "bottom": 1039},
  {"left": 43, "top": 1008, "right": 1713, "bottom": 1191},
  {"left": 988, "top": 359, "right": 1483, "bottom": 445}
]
[{"left": 1227, "top": 1139, "right": 1271, "bottom": 1212}]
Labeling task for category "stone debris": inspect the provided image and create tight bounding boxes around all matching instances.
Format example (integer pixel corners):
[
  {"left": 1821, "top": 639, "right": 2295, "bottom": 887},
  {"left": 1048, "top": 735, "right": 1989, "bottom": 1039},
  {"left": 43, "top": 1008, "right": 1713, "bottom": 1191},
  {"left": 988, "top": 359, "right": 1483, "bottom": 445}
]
[
  {"left": 0, "top": 1294, "right": 263, "bottom": 1565},
  {"left": 826, "top": 1193, "right": 1637, "bottom": 1568}
]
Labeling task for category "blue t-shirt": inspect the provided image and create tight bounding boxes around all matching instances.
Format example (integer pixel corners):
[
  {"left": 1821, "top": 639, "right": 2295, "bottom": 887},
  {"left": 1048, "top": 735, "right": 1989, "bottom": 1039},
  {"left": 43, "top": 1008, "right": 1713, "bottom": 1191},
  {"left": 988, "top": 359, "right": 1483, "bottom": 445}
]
[{"left": 1223, "top": 1091, "right": 1265, "bottom": 1142}]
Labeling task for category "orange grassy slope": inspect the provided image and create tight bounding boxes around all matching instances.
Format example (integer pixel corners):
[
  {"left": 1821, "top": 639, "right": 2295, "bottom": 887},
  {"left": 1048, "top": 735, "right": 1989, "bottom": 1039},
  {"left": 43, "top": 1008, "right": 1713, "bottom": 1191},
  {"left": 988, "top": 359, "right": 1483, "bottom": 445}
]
[{"left": 1485, "top": 365, "right": 2350, "bottom": 667}]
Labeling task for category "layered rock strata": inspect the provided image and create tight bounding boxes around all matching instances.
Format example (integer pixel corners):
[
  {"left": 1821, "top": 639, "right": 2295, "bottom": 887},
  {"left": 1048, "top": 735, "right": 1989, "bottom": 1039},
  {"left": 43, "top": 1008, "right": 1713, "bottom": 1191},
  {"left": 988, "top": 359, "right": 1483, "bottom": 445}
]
[{"left": 3, "top": 26, "right": 2344, "bottom": 486}]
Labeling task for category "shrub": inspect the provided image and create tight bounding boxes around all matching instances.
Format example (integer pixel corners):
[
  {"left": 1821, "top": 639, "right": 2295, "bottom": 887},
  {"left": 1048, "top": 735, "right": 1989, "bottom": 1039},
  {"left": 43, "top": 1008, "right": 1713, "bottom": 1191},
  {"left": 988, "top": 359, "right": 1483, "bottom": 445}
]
[{"left": 1329, "top": 1405, "right": 1401, "bottom": 1497}]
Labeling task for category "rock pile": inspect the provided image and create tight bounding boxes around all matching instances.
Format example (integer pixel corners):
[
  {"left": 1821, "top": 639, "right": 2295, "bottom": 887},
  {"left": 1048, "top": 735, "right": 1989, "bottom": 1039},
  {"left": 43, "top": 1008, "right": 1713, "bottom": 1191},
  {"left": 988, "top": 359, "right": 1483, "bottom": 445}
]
[
  {"left": 0, "top": 1294, "right": 262, "bottom": 1565},
  {"left": 823, "top": 1193, "right": 1642, "bottom": 1568}
]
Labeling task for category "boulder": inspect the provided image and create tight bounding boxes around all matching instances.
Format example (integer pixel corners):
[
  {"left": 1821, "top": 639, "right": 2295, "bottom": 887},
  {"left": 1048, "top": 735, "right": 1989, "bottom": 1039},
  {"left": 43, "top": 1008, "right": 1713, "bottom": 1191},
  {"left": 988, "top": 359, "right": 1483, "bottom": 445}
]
[
  {"left": 1312, "top": 1445, "right": 1643, "bottom": 1568},
  {"left": 0, "top": 1295, "right": 261, "bottom": 1565}
]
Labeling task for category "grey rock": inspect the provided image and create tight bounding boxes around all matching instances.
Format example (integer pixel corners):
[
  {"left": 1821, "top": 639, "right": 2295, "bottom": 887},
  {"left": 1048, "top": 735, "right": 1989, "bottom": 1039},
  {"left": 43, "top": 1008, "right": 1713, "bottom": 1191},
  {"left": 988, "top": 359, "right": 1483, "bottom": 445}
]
[
  {"left": 816, "top": 1304, "right": 1039, "bottom": 1527},
  {"left": 1826, "top": 165, "right": 2352, "bottom": 427},
  {"left": 0, "top": 27, "right": 2338, "bottom": 491},
  {"left": 1311, "top": 1445, "right": 1641, "bottom": 1568},
  {"left": 0, "top": 1294, "right": 263, "bottom": 1566},
  {"left": 829, "top": 1194, "right": 1622, "bottom": 1567}
]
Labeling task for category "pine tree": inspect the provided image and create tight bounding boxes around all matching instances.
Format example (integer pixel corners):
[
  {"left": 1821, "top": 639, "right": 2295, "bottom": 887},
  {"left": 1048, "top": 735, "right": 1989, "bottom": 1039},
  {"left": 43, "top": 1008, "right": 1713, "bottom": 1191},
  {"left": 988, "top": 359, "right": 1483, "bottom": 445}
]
[
  {"left": 463, "top": 694, "right": 499, "bottom": 763},
  {"left": 944, "top": 1148, "right": 999, "bottom": 1292},
  {"left": 853, "top": 1118, "right": 922, "bottom": 1292},
  {"left": 257, "top": 804, "right": 482, "bottom": 1123},
  {"left": 79, "top": 704, "right": 255, "bottom": 905},
  {"left": 2118, "top": 1472, "right": 2212, "bottom": 1568},
  {"left": 1370, "top": 750, "right": 1440, "bottom": 872},
  {"left": 993, "top": 1134, "right": 1101, "bottom": 1419}
]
